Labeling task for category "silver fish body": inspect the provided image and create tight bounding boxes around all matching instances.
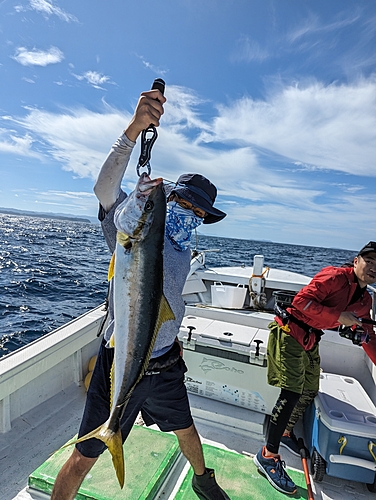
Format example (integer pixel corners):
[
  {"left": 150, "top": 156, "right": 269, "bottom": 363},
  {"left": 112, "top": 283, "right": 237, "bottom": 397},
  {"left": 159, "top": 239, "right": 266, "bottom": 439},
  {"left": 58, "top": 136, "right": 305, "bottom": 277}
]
[{"left": 72, "top": 173, "right": 174, "bottom": 487}]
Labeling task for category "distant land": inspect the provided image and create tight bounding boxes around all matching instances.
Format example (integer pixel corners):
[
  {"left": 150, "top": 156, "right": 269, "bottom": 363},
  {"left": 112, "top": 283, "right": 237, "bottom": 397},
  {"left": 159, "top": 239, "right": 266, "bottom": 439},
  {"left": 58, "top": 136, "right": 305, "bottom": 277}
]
[{"left": 0, "top": 207, "right": 98, "bottom": 224}]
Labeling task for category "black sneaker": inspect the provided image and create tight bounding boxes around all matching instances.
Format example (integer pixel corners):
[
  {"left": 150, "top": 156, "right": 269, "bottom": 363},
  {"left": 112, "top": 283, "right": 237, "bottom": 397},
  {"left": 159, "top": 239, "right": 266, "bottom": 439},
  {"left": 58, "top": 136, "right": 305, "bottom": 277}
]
[
  {"left": 280, "top": 431, "right": 301, "bottom": 457},
  {"left": 192, "top": 468, "right": 230, "bottom": 500}
]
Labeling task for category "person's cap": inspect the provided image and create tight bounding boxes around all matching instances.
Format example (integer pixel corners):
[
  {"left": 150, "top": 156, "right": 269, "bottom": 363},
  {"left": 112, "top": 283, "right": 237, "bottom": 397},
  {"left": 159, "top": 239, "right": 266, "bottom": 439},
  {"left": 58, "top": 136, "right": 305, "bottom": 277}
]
[
  {"left": 358, "top": 241, "right": 376, "bottom": 256},
  {"left": 170, "top": 173, "right": 227, "bottom": 224}
]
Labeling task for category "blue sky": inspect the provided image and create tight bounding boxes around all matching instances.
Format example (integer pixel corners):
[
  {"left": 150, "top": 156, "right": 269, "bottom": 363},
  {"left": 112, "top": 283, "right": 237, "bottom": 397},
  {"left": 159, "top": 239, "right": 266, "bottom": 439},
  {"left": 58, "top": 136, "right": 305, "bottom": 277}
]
[{"left": 1, "top": 0, "right": 375, "bottom": 250}]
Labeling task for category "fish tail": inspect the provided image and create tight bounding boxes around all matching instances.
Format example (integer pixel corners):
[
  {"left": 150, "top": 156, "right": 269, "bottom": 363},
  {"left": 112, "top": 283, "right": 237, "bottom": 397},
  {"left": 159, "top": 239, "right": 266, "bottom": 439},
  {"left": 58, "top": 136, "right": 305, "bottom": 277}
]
[
  {"left": 63, "top": 425, "right": 125, "bottom": 488},
  {"left": 104, "top": 428, "right": 125, "bottom": 488}
]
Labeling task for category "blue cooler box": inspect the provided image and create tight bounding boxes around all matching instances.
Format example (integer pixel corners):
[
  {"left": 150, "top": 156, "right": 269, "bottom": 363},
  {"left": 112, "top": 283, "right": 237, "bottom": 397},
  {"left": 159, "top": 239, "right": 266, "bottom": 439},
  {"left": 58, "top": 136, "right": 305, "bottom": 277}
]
[{"left": 304, "top": 372, "right": 376, "bottom": 484}]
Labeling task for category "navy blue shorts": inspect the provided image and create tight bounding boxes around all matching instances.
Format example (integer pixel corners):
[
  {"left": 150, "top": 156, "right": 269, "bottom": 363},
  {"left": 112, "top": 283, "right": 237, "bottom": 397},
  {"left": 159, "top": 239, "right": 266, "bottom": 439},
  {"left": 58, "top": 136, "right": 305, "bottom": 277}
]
[{"left": 76, "top": 341, "right": 193, "bottom": 458}]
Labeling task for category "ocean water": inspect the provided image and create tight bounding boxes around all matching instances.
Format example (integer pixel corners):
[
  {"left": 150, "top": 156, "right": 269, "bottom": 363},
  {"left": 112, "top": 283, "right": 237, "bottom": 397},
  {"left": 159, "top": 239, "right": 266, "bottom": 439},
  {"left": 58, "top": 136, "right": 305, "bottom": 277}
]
[{"left": 0, "top": 213, "right": 357, "bottom": 358}]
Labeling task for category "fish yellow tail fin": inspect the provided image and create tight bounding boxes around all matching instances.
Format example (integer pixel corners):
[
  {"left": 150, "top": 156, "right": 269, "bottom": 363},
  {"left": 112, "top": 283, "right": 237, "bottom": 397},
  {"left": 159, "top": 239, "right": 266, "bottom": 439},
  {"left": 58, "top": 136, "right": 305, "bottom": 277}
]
[
  {"left": 105, "top": 428, "right": 125, "bottom": 488},
  {"left": 64, "top": 425, "right": 125, "bottom": 488}
]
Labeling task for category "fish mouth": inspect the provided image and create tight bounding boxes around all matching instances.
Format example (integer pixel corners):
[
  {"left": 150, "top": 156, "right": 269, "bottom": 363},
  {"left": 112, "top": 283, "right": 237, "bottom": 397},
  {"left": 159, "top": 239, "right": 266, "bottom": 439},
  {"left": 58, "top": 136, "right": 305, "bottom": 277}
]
[{"left": 138, "top": 173, "right": 163, "bottom": 194}]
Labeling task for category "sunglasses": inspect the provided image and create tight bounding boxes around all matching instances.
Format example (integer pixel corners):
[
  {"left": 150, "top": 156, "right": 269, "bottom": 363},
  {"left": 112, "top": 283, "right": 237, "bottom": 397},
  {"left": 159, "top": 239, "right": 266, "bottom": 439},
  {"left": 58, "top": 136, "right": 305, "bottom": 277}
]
[{"left": 170, "top": 194, "right": 207, "bottom": 218}]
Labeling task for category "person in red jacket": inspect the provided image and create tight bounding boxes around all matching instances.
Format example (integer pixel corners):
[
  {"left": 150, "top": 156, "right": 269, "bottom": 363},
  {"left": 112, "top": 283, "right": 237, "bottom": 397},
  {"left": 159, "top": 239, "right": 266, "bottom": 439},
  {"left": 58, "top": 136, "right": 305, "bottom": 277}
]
[{"left": 254, "top": 241, "right": 376, "bottom": 495}]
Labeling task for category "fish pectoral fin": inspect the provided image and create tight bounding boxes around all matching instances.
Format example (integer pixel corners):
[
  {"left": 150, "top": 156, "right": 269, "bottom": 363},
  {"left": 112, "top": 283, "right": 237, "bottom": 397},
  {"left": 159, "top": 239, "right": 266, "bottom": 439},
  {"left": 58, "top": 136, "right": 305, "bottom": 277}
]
[
  {"left": 62, "top": 425, "right": 125, "bottom": 489},
  {"left": 117, "top": 231, "right": 131, "bottom": 248},
  {"left": 155, "top": 294, "right": 176, "bottom": 334},
  {"left": 108, "top": 253, "right": 115, "bottom": 281}
]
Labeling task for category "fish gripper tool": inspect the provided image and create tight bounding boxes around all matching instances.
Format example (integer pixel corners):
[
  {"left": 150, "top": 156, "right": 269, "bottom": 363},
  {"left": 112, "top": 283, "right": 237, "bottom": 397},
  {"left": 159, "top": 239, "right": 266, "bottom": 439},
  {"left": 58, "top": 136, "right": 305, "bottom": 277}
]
[{"left": 137, "top": 78, "right": 165, "bottom": 177}]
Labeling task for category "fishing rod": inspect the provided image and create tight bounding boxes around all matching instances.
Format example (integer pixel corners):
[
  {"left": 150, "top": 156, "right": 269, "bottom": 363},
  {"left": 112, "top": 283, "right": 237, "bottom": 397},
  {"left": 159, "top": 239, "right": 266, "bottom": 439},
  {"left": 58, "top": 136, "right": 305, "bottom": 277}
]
[
  {"left": 359, "top": 317, "right": 376, "bottom": 326},
  {"left": 136, "top": 78, "right": 166, "bottom": 177},
  {"left": 298, "top": 438, "right": 315, "bottom": 500}
]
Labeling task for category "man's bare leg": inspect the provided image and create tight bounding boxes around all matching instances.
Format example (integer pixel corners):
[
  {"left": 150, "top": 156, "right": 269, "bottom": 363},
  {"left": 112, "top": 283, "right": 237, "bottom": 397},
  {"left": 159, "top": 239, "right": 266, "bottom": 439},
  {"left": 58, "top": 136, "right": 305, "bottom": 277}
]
[
  {"left": 175, "top": 424, "right": 230, "bottom": 499},
  {"left": 174, "top": 424, "right": 205, "bottom": 475},
  {"left": 50, "top": 447, "right": 98, "bottom": 500}
]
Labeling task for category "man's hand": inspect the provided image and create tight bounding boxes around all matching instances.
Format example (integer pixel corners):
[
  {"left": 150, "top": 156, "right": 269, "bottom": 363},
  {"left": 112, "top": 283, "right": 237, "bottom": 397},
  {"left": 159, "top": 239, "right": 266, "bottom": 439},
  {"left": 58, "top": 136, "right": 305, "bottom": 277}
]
[
  {"left": 338, "top": 311, "right": 362, "bottom": 327},
  {"left": 125, "top": 90, "right": 166, "bottom": 142}
]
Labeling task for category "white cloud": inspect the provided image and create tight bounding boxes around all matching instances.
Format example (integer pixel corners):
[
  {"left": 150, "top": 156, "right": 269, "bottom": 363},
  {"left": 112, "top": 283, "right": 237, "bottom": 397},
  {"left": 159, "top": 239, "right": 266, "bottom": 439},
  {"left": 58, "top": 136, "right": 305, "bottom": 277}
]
[
  {"left": 204, "top": 78, "right": 376, "bottom": 176},
  {"left": 7, "top": 107, "right": 131, "bottom": 178},
  {"left": 232, "top": 36, "right": 270, "bottom": 63},
  {"left": 72, "top": 71, "right": 112, "bottom": 89},
  {"left": 15, "top": 189, "right": 99, "bottom": 214},
  {"left": 4, "top": 80, "right": 376, "bottom": 183},
  {"left": 13, "top": 46, "right": 64, "bottom": 66},
  {"left": 2, "top": 80, "right": 375, "bottom": 248},
  {"left": 0, "top": 130, "right": 43, "bottom": 159},
  {"left": 287, "top": 10, "right": 361, "bottom": 44},
  {"left": 135, "top": 54, "right": 167, "bottom": 76},
  {"left": 28, "top": 0, "right": 77, "bottom": 22},
  {"left": 22, "top": 77, "right": 36, "bottom": 84},
  {"left": 35, "top": 190, "right": 98, "bottom": 212},
  {"left": 40, "top": 190, "right": 94, "bottom": 199}
]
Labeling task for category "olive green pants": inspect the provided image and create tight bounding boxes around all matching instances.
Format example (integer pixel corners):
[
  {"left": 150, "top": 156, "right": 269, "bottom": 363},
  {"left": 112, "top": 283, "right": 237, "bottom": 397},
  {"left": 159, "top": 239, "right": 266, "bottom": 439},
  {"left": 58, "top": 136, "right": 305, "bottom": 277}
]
[{"left": 267, "top": 321, "right": 320, "bottom": 432}]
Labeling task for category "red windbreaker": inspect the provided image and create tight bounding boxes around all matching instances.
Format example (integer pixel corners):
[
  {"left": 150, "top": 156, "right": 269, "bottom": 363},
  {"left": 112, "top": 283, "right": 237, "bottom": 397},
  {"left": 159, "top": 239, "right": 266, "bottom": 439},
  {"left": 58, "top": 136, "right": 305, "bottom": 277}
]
[{"left": 275, "top": 266, "right": 376, "bottom": 363}]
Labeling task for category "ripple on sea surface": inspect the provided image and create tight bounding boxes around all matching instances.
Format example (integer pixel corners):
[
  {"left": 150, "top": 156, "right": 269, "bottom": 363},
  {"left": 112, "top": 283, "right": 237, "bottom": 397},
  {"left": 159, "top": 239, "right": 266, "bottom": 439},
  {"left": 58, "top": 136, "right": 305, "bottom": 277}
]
[
  {"left": 0, "top": 214, "right": 110, "bottom": 357},
  {"left": 0, "top": 214, "right": 358, "bottom": 358}
]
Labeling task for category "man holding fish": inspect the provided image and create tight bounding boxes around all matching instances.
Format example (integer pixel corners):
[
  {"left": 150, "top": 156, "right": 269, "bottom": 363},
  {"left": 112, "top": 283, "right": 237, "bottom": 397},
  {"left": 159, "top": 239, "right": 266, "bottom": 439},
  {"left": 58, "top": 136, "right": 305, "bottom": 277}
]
[{"left": 51, "top": 86, "right": 229, "bottom": 500}]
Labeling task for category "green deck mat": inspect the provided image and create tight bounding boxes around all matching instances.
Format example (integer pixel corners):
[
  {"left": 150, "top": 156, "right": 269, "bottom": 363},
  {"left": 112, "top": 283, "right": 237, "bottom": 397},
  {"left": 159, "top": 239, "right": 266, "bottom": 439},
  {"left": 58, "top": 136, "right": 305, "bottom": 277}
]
[
  {"left": 175, "top": 444, "right": 309, "bottom": 500},
  {"left": 28, "top": 425, "right": 180, "bottom": 500}
]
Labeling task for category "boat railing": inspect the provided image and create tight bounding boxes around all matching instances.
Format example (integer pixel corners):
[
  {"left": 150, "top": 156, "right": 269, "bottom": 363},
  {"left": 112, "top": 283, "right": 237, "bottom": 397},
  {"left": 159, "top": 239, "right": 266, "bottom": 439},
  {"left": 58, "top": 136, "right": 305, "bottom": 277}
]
[{"left": 0, "top": 305, "right": 106, "bottom": 433}]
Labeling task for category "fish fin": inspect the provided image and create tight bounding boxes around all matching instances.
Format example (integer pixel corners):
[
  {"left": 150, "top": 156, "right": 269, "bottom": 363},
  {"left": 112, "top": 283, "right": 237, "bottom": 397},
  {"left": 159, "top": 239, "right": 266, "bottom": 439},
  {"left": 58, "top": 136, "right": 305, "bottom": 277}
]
[
  {"left": 106, "top": 428, "right": 125, "bottom": 488},
  {"left": 108, "top": 335, "right": 115, "bottom": 408},
  {"left": 108, "top": 253, "right": 115, "bottom": 281},
  {"left": 110, "top": 355, "right": 115, "bottom": 409},
  {"left": 155, "top": 294, "right": 175, "bottom": 334},
  {"left": 63, "top": 425, "right": 125, "bottom": 488},
  {"left": 139, "top": 295, "right": 175, "bottom": 377},
  {"left": 108, "top": 231, "right": 131, "bottom": 281},
  {"left": 109, "top": 333, "right": 115, "bottom": 348},
  {"left": 117, "top": 231, "right": 131, "bottom": 248}
]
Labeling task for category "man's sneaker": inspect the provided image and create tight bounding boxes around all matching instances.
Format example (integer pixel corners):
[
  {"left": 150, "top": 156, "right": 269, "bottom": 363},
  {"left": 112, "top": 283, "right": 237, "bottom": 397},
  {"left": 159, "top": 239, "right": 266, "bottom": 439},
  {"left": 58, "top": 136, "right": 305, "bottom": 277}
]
[
  {"left": 254, "top": 446, "right": 297, "bottom": 495},
  {"left": 280, "top": 430, "right": 301, "bottom": 457},
  {"left": 192, "top": 468, "right": 230, "bottom": 500}
]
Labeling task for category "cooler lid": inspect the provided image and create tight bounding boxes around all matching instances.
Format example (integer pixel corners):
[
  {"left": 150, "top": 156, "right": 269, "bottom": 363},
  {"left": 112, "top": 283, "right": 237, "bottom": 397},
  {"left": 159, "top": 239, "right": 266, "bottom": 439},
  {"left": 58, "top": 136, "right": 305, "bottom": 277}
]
[
  {"left": 181, "top": 315, "right": 256, "bottom": 345},
  {"left": 315, "top": 372, "right": 376, "bottom": 438},
  {"left": 180, "top": 315, "right": 270, "bottom": 355}
]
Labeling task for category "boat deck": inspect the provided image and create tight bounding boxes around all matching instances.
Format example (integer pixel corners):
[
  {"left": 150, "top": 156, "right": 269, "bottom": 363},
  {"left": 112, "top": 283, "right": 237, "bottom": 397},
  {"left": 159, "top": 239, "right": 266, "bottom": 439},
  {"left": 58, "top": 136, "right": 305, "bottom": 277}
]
[{"left": 2, "top": 381, "right": 374, "bottom": 500}]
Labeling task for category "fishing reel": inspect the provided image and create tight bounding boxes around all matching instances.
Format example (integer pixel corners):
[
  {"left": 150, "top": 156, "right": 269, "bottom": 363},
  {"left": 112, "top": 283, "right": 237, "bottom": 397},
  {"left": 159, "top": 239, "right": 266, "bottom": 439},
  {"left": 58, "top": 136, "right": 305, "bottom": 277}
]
[
  {"left": 338, "top": 325, "right": 370, "bottom": 345},
  {"left": 274, "top": 303, "right": 290, "bottom": 323}
]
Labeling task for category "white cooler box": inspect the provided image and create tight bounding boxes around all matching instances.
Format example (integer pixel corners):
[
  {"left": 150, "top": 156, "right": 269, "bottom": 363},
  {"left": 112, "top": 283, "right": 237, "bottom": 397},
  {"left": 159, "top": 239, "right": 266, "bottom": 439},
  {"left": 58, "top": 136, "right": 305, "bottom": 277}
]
[
  {"left": 178, "top": 315, "right": 279, "bottom": 414},
  {"left": 304, "top": 372, "right": 376, "bottom": 484}
]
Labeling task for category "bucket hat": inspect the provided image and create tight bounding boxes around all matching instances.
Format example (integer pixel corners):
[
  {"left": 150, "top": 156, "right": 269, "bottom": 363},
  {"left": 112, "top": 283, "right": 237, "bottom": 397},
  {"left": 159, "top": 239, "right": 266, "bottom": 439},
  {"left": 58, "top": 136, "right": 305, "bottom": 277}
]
[
  {"left": 170, "top": 173, "right": 226, "bottom": 224},
  {"left": 358, "top": 241, "right": 376, "bottom": 256}
]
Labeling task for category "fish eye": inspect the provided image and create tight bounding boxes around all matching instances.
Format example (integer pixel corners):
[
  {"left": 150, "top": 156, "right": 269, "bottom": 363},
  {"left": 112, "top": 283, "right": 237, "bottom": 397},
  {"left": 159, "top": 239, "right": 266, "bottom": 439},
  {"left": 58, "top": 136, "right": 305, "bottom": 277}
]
[{"left": 145, "top": 200, "right": 154, "bottom": 212}]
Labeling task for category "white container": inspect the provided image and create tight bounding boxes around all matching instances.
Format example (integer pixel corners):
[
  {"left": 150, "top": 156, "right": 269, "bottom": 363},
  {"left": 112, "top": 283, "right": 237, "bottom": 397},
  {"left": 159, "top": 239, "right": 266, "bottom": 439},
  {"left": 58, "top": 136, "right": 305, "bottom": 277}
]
[
  {"left": 178, "top": 315, "right": 280, "bottom": 414},
  {"left": 211, "top": 282, "right": 247, "bottom": 309}
]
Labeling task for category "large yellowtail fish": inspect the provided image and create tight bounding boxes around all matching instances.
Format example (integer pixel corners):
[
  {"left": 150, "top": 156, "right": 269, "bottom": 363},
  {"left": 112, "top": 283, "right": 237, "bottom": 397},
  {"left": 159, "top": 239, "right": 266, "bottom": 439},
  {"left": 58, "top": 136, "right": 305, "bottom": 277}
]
[{"left": 72, "top": 173, "right": 174, "bottom": 487}]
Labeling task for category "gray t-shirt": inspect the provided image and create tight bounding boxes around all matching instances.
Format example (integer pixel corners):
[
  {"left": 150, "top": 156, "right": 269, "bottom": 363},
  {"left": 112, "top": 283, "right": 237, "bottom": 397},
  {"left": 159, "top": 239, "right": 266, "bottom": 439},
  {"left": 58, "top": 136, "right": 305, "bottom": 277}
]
[{"left": 100, "top": 191, "right": 190, "bottom": 358}]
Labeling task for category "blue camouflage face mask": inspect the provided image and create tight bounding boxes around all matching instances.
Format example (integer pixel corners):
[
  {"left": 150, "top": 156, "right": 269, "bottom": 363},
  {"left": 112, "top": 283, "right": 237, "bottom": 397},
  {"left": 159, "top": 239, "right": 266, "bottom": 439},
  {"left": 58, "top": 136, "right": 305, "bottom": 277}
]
[{"left": 165, "top": 202, "right": 203, "bottom": 251}]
